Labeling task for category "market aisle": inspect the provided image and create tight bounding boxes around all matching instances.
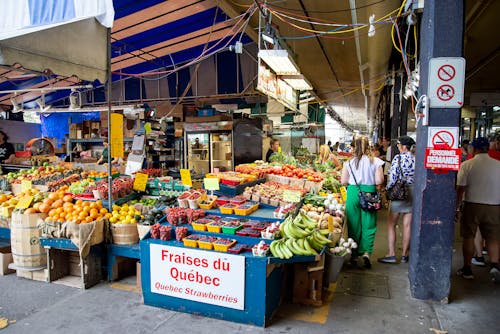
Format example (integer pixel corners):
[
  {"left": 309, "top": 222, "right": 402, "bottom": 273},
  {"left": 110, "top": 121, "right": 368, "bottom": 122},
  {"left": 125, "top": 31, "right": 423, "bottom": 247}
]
[{"left": 1, "top": 208, "right": 499, "bottom": 333}]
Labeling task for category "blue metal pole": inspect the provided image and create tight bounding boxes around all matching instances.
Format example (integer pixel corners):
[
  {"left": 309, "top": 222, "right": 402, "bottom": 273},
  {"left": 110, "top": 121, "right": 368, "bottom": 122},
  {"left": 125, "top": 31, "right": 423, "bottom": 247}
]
[{"left": 409, "top": 0, "right": 464, "bottom": 302}]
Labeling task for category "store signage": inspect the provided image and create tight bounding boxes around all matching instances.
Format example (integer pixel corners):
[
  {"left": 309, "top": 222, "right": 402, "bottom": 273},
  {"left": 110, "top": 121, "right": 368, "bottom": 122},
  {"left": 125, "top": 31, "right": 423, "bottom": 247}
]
[
  {"left": 204, "top": 178, "right": 220, "bottom": 191},
  {"left": 110, "top": 113, "right": 124, "bottom": 158},
  {"left": 424, "top": 148, "right": 461, "bottom": 171},
  {"left": 15, "top": 196, "right": 34, "bottom": 210},
  {"left": 150, "top": 244, "right": 245, "bottom": 310},
  {"left": 425, "top": 126, "right": 461, "bottom": 171},
  {"left": 427, "top": 127, "right": 459, "bottom": 149},
  {"left": 283, "top": 190, "right": 301, "bottom": 203},
  {"left": 256, "top": 63, "right": 298, "bottom": 112},
  {"left": 180, "top": 169, "right": 192, "bottom": 187},
  {"left": 133, "top": 173, "right": 148, "bottom": 192},
  {"left": 428, "top": 57, "right": 465, "bottom": 108},
  {"left": 21, "top": 180, "right": 32, "bottom": 192}
]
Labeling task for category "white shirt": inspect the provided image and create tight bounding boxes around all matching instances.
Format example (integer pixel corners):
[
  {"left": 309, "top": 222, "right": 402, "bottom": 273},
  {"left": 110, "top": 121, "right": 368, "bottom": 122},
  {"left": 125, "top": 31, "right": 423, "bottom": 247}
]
[
  {"left": 346, "top": 155, "right": 384, "bottom": 186},
  {"left": 456, "top": 153, "right": 500, "bottom": 205}
]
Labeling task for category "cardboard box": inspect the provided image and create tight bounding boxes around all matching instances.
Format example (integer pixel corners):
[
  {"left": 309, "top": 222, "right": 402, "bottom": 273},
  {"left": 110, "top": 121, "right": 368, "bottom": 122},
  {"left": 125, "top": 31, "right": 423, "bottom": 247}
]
[{"left": 0, "top": 247, "right": 15, "bottom": 275}]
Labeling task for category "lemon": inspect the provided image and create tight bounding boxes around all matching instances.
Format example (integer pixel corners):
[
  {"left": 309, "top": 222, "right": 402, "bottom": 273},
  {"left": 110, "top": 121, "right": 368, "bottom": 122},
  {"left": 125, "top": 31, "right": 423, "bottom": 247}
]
[{"left": 109, "top": 217, "right": 117, "bottom": 223}]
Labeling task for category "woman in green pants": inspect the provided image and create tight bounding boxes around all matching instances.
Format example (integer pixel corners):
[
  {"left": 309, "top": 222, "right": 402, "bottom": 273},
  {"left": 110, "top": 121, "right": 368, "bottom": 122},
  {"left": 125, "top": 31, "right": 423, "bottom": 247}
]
[{"left": 341, "top": 136, "right": 385, "bottom": 268}]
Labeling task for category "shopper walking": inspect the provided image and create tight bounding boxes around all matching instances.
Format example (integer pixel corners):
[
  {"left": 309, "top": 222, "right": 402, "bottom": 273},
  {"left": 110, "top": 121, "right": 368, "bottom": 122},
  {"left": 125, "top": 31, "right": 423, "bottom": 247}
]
[
  {"left": 378, "top": 136, "right": 416, "bottom": 264},
  {"left": 341, "top": 135, "right": 385, "bottom": 269},
  {"left": 456, "top": 137, "right": 500, "bottom": 283}
]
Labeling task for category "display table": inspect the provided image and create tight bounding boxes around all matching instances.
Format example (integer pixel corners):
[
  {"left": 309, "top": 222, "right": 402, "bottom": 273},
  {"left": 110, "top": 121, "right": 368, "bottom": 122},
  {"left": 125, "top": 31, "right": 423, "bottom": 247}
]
[{"left": 139, "top": 208, "right": 318, "bottom": 327}]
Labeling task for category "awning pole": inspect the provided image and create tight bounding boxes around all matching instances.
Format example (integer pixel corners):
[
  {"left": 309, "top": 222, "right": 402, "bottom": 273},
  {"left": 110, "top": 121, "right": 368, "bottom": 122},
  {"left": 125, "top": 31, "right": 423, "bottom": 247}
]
[{"left": 106, "top": 27, "right": 112, "bottom": 211}]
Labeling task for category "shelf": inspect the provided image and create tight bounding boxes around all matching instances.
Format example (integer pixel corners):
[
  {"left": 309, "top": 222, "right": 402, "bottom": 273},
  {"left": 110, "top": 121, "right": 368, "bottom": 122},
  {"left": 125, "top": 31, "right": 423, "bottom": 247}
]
[{"left": 69, "top": 138, "right": 134, "bottom": 143}]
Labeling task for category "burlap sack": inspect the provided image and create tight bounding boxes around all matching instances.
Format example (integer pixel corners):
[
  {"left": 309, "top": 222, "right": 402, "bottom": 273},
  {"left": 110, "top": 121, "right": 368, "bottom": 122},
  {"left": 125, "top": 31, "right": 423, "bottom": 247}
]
[{"left": 58, "top": 218, "right": 106, "bottom": 258}]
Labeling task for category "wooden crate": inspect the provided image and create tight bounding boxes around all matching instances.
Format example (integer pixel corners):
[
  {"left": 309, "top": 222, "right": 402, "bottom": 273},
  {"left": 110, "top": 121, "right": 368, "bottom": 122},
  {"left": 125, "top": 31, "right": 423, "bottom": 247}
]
[
  {"left": 9, "top": 265, "right": 48, "bottom": 282},
  {"left": 47, "top": 248, "right": 102, "bottom": 289},
  {"left": 110, "top": 256, "right": 137, "bottom": 282},
  {"left": 292, "top": 258, "right": 325, "bottom": 306}
]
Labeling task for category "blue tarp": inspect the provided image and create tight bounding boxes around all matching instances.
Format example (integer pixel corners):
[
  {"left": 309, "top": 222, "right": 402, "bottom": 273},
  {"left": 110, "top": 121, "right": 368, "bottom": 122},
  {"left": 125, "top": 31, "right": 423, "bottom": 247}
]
[{"left": 40, "top": 112, "right": 100, "bottom": 147}]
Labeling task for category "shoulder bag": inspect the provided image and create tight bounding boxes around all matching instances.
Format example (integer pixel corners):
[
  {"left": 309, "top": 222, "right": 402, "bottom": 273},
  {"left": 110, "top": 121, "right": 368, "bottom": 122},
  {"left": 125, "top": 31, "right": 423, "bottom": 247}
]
[
  {"left": 348, "top": 162, "right": 382, "bottom": 212},
  {"left": 386, "top": 155, "right": 408, "bottom": 201}
]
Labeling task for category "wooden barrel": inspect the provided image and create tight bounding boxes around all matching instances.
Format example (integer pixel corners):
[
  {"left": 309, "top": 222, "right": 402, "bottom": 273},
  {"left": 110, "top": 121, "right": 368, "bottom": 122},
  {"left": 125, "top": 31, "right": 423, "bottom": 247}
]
[
  {"left": 10, "top": 212, "right": 47, "bottom": 269},
  {"left": 111, "top": 224, "right": 139, "bottom": 245}
]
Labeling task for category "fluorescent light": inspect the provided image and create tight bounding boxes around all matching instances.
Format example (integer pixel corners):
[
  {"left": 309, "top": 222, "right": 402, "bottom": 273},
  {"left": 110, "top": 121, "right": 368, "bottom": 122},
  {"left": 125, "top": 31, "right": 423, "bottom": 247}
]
[
  {"left": 10, "top": 95, "right": 23, "bottom": 113},
  {"left": 281, "top": 75, "right": 313, "bottom": 90},
  {"left": 258, "top": 50, "right": 300, "bottom": 75},
  {"left": 262, "top": 32, "right": 274, "bottom": 44},
  {"left": 299, "top": 97, "right": 316, "bottom": 103}
]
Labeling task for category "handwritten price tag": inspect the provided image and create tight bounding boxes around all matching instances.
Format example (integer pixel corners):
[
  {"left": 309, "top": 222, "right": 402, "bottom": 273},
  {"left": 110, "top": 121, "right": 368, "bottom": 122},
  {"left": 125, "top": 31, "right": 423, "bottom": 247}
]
[
  {"left": 340, "top": 186, "right": 347, "bottom": 202},
  {"left": 21, "top": 180, "right": 32, "bottom": 192},
  {"left": 283, "top": 190, "right": 301, "bottom": 203},
  {"left": 180, "top": 169, "right": 192, "bottom": 187},
  {"left": 133, "top": 173, "right": 148, "bottom": 192},
  {"left": 15, "top": 196, "right": 34, "bottom": 210},
  {"left": 204, "top": 178, "right": 220, "bottom": 191}
]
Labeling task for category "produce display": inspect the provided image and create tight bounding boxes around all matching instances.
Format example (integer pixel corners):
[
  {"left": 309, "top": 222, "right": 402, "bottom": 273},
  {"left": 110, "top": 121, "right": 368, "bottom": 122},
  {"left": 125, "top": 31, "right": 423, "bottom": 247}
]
[
  {"left": 135, "top": 168, "right": 162, "bottom": 177},
  {"left": 88, "top": 177, "right": 134, "bottom": 200},
  {"left": 269, "top": 213, "right": 333, "bottom": 259},
  {"left": 43, "top": 188, "right": 110, "bottom": 224},
  {"left": 243, "top": 181, "right": 307, "bottom": 206},
  {"left": 0, "top": 188, "right": 45, "bottom": 217},
  {"left": 141, "top": 207, "right": 165, "bottom": 226},
  {"left": 165, "top": 207, "right": 205, "bottom": 225},
  {"left": 87, "top": 168, "right": 119, "bottom": 179},
  {"left": 266, "top": 164, "right": 323, "bottom": 182},
  {"left": 109, "top": 204, "right": 142, "bottom": 224},
  {"left": 68, "top": 179, "right": 95, "bottom": 194},
  {"left": 2, "top": 165, "right": 81, "bottom": 184},
  {"left": 150, "top": 223, "right": 172, "bottom": 240}
]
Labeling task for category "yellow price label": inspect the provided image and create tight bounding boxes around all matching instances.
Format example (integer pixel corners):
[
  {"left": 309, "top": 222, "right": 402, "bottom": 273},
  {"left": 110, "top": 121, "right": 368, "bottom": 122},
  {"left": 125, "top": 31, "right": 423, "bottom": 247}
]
[
  {"left": 15, "top": 196, "right": 34, "bottom": 210},
  {"left": 340, "top": 186, "right": 347, "bottom": 202},
  {"left": 21, "top": 180, "right": 32, "bottom": 192},
  {"left": 144, "top": 122, "right": 152, "bottom": 135},
  {"left": 204, "top": 178, "right": 220, "bottom": 191},
  {"left": 180, "top": 169, "right": 192, "bottom": 187},
  {"left": 133, "top": 173, "right": 148, "bottom": 192},
  {"left": 283, "top": 190, "right": 301, "bottom": 203}
]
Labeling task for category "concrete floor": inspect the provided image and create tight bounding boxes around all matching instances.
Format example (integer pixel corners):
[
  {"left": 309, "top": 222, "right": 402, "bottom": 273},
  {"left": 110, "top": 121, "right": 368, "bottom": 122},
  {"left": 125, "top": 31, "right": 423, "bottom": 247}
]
[{"left": 1, "top": 209, "right": 499, "bottom": 334}]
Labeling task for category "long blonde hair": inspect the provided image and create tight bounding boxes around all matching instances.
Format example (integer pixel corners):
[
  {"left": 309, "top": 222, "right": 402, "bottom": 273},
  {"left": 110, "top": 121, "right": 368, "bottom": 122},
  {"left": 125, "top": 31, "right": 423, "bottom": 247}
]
[
  {"left": 351, "top": 135, "right": 373, "bottom": 169},
  {"left": 318, "top": 144, "right": 331, "bottom": 163}
]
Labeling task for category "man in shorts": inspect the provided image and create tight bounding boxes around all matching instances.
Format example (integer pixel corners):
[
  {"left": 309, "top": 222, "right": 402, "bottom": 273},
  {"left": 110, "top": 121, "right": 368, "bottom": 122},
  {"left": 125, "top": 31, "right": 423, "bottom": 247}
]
[{"left": 456, "top": 137, "right": 500, "bottom": 282}]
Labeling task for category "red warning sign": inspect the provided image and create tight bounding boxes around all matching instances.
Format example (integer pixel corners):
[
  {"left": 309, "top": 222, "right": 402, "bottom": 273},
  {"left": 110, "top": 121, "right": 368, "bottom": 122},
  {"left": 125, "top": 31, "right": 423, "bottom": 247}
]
[
  {"left": 431, "top": 130, "right": 455, "bottom": 149},
  {"left": 437, "top": 85, "right": 455, "bottom": 101},
  {"left": 424, "top": 148, "right": 461, "bottom": 171},
  {"left": 437, "top": 65, "right": 456, "bottom": 81}
]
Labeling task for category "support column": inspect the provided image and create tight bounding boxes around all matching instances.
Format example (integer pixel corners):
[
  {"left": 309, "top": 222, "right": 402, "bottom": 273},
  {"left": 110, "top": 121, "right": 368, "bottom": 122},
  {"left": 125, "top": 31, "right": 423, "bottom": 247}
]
[{"left": 409, "top": 0, "right": 464, "bottom": 302}]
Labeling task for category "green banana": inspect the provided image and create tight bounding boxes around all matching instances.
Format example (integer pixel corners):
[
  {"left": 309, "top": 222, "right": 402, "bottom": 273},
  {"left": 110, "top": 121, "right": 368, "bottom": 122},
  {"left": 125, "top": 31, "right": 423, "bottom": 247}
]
[
  {"left": 273, "top": 240, "right": 285, "bottom": 259},
  {"left": 314, "top": 231, "right": 333, "bottom": 245},
  {"left": 285, "top": 239, "right": 301, "bottom": 256},
  {"left": 293, "top": 214, "right": 308, "bottom": 229},
  {"left": 303, "top": 238, "right": 318, "bottom": 255},
  {"left": 290, "top": 221, "right": 311, "bottom": 238},
  {"left": 270, "top": 240, "right": 278, "bottom": 257},
  {"left": 308, "top": 235, "right": 322, "bottom": 251},
  {"left": 292, "top": 239, "right": 309, "bottom": 256},
  {"left": 281, "top": 240, "right": 294, "bottom": 259},
  {"left": 284, "top": 220, "right": 299, "bottom": 239},
  {"left": 300, "top": 212, "right": 319, "bottom": 229},
  {"left": 319, "top": 229, "right": 331, "bottom": 236}
]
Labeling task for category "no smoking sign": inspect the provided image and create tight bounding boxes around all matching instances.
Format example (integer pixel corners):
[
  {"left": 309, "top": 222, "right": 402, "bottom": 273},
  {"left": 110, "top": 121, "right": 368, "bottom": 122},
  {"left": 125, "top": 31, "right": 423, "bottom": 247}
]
[
  {"left": 427, "top": 127, "right": 459, "bottom": 149},
  {"left": 428, "top": 57, "right": 465, "bottom": 108}
]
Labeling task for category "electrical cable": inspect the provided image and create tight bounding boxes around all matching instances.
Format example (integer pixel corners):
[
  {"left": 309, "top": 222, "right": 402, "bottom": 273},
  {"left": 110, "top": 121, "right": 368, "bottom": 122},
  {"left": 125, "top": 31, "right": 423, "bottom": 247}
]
[
  {"left": 266, "top": 5, "right": 400, "bottom": 35},
  {"left": 267, "top": 0, "right": 387, "bottom": 14}
]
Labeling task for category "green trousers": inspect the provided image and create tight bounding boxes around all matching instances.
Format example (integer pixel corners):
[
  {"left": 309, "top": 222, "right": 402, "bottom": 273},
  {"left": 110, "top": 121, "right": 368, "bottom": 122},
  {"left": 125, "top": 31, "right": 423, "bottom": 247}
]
[{"left": 345, "top": 184, "right": 378, "bottom": 256}]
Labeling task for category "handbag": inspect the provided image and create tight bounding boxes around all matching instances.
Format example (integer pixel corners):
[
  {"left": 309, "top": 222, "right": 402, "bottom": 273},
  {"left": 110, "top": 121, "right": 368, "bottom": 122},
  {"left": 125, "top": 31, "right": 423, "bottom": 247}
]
[
  {"left": 386, "top": 155, "right": 408, "bottom": 201},
  {"left": 348, "top": 163, "right": 382, "bottom": 212}
]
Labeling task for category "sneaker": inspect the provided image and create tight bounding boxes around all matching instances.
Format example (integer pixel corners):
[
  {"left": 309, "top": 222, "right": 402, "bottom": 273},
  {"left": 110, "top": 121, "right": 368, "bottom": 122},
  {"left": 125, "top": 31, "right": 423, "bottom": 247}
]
[
  {"left": 378, "top": 255, "right": 397, "bottom": 264},
  {"left": 457, "top": 266, "right": 474, "bottom": 279},
  {"left": 362, "top": 256, "right": 372, "bottom": 269},
  {"left": 401, "top": 255, "right": 409, "bottom": 263},
  {"left": 471, "top": 256, "right": 486, "bottom": 267},
  {"left": 490, "top": 266, "right": 500, "bottom": 283},
  {"left": 482, "top": 247, "right": 488, "bottom": 255}
]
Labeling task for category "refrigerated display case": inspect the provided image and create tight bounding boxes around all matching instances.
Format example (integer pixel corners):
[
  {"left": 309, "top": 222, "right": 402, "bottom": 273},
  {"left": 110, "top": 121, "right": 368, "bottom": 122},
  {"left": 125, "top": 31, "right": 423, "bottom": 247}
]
[{"left": 185, "top": 131, "right": 233, "bottom": 174}]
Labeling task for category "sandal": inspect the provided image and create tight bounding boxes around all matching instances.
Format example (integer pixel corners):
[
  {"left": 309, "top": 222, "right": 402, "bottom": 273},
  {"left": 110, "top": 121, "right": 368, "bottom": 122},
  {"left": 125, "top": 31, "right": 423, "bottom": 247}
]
[{"left": 362, "top": 255, "right": 372, "bottom": 269}]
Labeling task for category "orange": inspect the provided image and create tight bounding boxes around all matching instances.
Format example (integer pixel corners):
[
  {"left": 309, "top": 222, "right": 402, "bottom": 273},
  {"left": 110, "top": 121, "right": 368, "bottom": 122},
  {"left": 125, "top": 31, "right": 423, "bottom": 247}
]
[
  {"left": 85, "top": 216, "right": 94, "bottom": 223},
  {"left": 48, "top": 193, "right": 59, "bottom": 200},
  {"left": 99, "top": 208, "right": 108, "bottom": 214},
  {"left": 89, "top": 202, "right": 97, "bottom": 209},
  {"left": 48, "top": 209, "right": 57, "bottom": 217},
  {"left": 75, "top": 199, "right": 83, "bottom": 206},
  {"left": 43, "top": 198, "right": 54, "bottom": 206}
]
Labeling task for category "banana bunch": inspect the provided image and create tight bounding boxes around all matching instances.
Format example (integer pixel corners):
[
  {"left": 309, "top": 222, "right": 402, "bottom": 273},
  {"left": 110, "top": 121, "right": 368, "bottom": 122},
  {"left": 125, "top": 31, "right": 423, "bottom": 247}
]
[{"left": 270, "top": 213, "right": 333, "bottom": 259}]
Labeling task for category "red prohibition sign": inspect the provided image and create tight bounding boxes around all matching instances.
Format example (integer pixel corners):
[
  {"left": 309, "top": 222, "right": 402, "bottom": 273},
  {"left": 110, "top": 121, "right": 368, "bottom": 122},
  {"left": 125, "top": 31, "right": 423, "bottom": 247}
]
[
  {"left": 438, "top": 65, "right": 456, "bottom": 81},
  {"left": 437, "top": 84, "right": 454, "bottom": 101},
  {"left": 432, "top": 130, "right": 455, "bottom": 148}
]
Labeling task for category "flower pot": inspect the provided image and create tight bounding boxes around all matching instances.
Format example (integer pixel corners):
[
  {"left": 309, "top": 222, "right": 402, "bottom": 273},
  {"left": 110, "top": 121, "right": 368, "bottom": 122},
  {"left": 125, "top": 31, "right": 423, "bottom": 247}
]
[{"left": 324, "top": 253, "right": 346, "bottom": 283}]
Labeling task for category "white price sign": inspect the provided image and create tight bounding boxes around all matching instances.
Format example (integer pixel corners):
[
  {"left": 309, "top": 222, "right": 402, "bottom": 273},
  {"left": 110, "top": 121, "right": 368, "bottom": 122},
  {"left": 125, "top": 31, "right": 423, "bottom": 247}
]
[
  {"left": 150, "top": 244, "right": 245, "bottom": 310},
  {"left": 428, "top": 57, "right": 466, "bottom": 108}
]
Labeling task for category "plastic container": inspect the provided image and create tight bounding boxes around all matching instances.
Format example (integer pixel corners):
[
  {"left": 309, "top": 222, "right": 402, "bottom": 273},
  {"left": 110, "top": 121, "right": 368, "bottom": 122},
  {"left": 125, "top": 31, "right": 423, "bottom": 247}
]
[
  {"left": 183, "top": 237, "right": 198, "bottom": 248},
  {"left": 197, "top": 238, "right": 214, "bottom": 250},
  {"left": 192, "top": 222, "right": 207, "bottom": 231},
  {"left": 213, "top": 239, "right": 237, "bottom": 252},
  {"left": 221, "top": 223, "right": 243, "bottom": 235},
  {"left": 198, "top": 195, "right": 217, "bottom": 210},
  {"left": 219, "top": 204, "right": 237, "bottom": 215},
  {"left": 230, "top": 196, "right": 247, "bottom": 206},
  {"left": 207, "top": 222, "right": 224, "bottom": 233},
  {"left": 227, "top": 244, "right": 248, "bottom": 254},
  {"left": 221, "top": 177, "right": 244, "bottom": 186},
  {"left": 216, "top": 197, "right": 231, "bottom": 206}
]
